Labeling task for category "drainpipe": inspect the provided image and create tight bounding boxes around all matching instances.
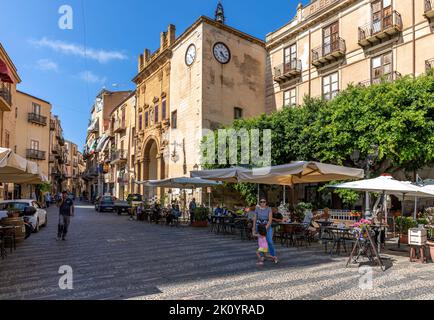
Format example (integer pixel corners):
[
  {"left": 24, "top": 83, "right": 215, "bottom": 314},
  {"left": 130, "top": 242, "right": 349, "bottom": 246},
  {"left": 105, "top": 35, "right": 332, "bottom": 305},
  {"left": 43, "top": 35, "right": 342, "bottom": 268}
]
[{"left": 412, "top": 0, "right": 416, "bottom": 77}]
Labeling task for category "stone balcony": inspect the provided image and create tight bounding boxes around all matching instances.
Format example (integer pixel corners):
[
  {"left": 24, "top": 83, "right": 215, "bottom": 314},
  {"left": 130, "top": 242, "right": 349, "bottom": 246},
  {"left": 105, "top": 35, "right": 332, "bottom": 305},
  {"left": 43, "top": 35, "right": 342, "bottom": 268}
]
[
  {"left": 312, "top": 37, "right": 346, "bottom": 68},
  {"left": 358, "top": 11, "right": 402, "bottom": 48},
  {"left": 273, "top": 59, "right": 302, "bottom": 84}
]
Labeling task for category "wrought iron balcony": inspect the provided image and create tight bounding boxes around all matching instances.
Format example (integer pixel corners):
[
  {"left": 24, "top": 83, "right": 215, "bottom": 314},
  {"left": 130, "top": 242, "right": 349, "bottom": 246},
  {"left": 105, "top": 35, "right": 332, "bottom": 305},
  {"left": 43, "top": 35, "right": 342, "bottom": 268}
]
[
  {"left": 28, "top": 113, "right": 47, "bottom": 126},
  {"left": 425, "top": 0, "right": 434, "bottom": 19},
  {"left": 49, "top": 154, "right": 55, "bottom": 163},
  {"left": 111, "top": 150, "right": 127, "bottom": 164},
  {"left": 26, "top": 149, "right": 46, "bottom": 161},
  {"left": 358, "top": 71, "right": 401, "bottom": 87},
  {"left": 358, "top": 11, "right": 402, "bottom": 47},
  {"left": 50, "top": 119, "right": 56, "bottom": 131},
  {"left": 312, "top": 38, "right": 346, "bottom": 67},
  {"left": 273, "top": 59, "right": 302, "bottom": 83},
  {"left": 0, "top": 83, "right": 12, "bottom": 111}
]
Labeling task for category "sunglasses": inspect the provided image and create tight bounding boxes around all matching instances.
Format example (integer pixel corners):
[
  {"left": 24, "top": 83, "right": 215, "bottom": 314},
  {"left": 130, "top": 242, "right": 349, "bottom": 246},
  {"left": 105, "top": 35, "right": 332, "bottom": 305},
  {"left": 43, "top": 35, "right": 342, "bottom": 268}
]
[{"left": 260, "top": 201, "right": 267, "bottom": 203}]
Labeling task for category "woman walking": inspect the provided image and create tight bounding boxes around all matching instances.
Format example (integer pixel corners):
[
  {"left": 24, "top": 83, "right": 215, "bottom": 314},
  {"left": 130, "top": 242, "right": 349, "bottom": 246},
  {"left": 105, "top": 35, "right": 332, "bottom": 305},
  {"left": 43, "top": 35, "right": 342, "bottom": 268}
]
[{"left": 252, "top": 198, "right": 278, "bottom": 264}]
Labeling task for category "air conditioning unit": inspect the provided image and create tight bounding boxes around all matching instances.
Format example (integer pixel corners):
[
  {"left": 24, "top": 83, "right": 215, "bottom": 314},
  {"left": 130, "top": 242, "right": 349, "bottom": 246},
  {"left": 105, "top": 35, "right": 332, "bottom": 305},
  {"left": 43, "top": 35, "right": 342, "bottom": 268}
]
[{"left": 409, "top": 228, "right": 427, "bottom": 246}]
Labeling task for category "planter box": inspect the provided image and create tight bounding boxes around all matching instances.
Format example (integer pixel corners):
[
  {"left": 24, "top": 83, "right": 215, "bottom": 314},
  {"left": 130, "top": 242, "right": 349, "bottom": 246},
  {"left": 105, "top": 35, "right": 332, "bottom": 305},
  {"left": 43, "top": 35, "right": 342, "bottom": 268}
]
[
  {"left": 192, "top": 221, "right": 208, "bottom": 228},
  {"left": 409, "top": 228, "right": 427, "bottom": 246}
]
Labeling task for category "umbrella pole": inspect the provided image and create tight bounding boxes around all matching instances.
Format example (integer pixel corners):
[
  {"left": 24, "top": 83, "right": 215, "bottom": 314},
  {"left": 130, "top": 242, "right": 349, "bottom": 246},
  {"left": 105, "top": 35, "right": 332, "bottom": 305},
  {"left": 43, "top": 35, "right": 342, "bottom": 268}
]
[
  {"left": 257, "top": 184, "right": 260, "bottom": 205},
  {"left": 414, "top": 197, "right": 418, "bottom": 220},
  {"left": 283, "top": 186, "right": 286, "bottom": 205}
]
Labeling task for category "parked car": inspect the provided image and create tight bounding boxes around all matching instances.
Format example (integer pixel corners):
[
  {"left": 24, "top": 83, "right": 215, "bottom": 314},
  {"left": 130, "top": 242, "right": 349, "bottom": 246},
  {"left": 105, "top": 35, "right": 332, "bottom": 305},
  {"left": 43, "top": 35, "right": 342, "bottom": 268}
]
[
  {"left": 113, "top": 200, "right": 132, "bottom": 215},
  {"left": 0, "top": 200, "right": 48, "bottom": 233},
  {"left": 127, "top": 194, "right": 143, "bottom": 207},
  {"left": 95, "top": 196, "right": 115, "bottom": 212}
]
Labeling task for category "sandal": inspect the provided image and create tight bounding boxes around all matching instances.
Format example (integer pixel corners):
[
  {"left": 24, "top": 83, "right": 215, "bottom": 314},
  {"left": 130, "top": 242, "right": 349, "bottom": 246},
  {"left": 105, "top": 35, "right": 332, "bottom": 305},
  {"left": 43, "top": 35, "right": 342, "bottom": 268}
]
[{"left": 273, "top": 257, "right": 279, "bottom": 264}]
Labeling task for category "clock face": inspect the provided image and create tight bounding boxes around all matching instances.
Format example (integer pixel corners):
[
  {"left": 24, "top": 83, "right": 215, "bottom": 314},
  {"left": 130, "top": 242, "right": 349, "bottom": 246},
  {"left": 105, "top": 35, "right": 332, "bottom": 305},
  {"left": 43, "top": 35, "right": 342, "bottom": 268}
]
[
  {"left": 213, "top": 42, "right": 231, "bottom": 64},
  {"left": 185, "top": 44, "right": 196, "bottom": 66}
]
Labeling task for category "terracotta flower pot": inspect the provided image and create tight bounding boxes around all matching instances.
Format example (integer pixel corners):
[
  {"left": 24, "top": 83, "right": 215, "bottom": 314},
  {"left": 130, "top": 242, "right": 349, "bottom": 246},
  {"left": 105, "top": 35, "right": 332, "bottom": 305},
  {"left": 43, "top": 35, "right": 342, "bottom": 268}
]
[
  {"left": 399, "top": 234, "right": 408, "bottom": 245},
  {"left": 192, "top": 221, "right": 208, "bottom": 228},
  {"left": 427, "top": 241, "right": 434, "bottom": 263}
]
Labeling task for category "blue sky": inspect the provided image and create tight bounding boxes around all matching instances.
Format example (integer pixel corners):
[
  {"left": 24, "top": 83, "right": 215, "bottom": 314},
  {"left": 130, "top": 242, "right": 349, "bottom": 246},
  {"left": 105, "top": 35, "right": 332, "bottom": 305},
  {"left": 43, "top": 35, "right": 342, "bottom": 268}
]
[{"left": 1, "top": 0, "right": 309, "bottom": 148}]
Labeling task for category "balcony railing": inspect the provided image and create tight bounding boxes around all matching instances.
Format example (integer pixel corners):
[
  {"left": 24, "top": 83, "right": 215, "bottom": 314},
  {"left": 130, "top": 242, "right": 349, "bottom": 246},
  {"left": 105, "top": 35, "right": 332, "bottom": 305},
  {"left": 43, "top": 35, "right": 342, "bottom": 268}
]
[
  {"left": 50, "top": 119, "right": 56, "bottom": 131},
  {"left": 358, "top": 71, "right": 401, "bottom": 87},
  {"left": 49, "top": 154, "right": 55, "bottom": 163},
  {"left": 426, "top": 58, "right": 434, "bottom": 73},
  {"left": 28, "top": 113, "right": 48, "bottom": 126},
  {"left": 113, "top": 119, "right": 127, "bottom": 134},
  {"left": 111, "top": 150, "right": 127, "bottom": 163},
  {"left": 0, "top": 83, "right": 12, "bottom": 111},
  {"left": 358, "top": 11, "right": 402, "bottom": 47},
  {"left": 312, "top": 37, "right": 346, "bottom": 67},
  {"left": 26, "top": 149, "right": 46, "bottom": 161},
  {"left": 273, "top": 59, "right": 302, "bottom": 83},
  {"left": 425, "top": 0, "right": 434, "bottom": 19}
]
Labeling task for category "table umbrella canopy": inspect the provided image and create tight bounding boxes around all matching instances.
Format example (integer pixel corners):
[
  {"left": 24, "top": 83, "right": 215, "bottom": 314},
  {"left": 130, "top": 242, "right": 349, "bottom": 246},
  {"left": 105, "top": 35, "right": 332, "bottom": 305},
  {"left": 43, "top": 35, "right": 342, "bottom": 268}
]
[
  {"left": 0, "top": 147, "right": 27, "bottom": 175},
  {"left": 330, "top": 176, "right": 434, "bottom": 197},
  {"left": 135, "top": 177, "right": 221, "bottom": 189},
  {"left": 191, "top": 162, "right": 364, "bottom": 186},
  {"left": 0, "top": 148, "right": 47, "bottom": 184}
]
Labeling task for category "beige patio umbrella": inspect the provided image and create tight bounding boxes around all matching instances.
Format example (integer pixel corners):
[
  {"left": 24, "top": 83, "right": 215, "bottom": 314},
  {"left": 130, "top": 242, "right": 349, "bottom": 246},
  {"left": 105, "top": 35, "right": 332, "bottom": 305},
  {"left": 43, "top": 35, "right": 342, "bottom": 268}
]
[
  {"left": 0, "top": 147, "right": 27, "bottom": 176},
  {"left": 192, "top": 162, "right": 364, "bottom": 186},
  {"left": 0, "top": 148, "right": 46, "bottom": 184}
]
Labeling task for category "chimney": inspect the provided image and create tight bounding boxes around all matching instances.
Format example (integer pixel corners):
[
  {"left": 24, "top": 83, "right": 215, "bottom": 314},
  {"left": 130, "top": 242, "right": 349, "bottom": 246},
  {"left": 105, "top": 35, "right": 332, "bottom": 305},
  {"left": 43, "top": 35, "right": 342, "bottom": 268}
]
[
  {"left": 168, "top": 24, "right": 176, "bottom": 45},
  {"left": 138, "top": 54, "right": 144, "bottom": 72},
  {"left": 160, "top": 31, "right": 167, "bottom": 49},
  {"left": 144, "top": 49, "right": 151, "bottom": 65}
]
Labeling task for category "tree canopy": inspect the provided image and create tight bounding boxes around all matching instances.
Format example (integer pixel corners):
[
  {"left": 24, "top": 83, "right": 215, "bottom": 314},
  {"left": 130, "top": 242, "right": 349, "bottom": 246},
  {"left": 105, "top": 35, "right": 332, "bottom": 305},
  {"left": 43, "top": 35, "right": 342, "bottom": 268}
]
[{"left": 202, "top": 73, "right": 434, "bottom": 204}]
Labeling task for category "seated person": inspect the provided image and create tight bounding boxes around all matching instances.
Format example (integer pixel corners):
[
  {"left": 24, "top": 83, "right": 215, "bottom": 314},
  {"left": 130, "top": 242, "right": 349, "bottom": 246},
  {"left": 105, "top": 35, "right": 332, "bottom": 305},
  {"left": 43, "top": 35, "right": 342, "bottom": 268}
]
[
  {"left": 272, "top": 207, "right": 284, "bottom": 223},
  {"left": 214, "top": 205, "right": 223, "bottom": 217}
]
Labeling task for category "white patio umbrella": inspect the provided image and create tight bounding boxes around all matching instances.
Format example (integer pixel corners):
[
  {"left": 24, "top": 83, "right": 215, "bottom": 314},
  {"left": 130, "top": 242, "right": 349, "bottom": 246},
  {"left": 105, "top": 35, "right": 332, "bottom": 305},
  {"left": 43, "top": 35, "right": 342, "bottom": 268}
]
[
  {"left": 0, "top": 147, "right": 27, "bottom": 176},
  {"left": 331, "top": 176, "right": 434, "bottom": 221},
  {"left": 190, "top": 167, "right": 251, "bottom": 183}
]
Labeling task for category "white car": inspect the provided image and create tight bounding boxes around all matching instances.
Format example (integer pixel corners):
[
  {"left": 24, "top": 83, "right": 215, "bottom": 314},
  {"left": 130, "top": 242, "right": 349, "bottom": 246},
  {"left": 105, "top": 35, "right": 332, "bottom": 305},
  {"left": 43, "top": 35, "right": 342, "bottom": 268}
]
[{"left": 0, "top": 200, "right": 48, "bottom": 232}]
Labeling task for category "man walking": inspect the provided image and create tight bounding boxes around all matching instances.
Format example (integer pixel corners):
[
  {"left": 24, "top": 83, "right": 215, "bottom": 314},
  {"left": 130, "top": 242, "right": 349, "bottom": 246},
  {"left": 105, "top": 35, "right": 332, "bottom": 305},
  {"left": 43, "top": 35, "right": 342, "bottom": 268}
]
[{"left": 57, "top": 191, "right": 74, "bottom": 241}]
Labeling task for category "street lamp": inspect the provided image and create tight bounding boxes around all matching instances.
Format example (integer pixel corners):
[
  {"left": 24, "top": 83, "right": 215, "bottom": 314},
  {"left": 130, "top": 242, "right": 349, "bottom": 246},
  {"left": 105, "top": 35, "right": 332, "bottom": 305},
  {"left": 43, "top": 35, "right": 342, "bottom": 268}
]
[{"left": 351, "top": 144, "right": 379, "bottom": 218}]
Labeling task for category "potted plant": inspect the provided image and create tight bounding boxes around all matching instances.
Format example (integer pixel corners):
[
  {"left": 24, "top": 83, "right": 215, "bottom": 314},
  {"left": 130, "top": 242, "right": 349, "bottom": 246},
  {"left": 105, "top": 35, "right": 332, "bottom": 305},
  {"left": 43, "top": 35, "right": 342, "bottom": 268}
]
[
  {"left": 396, "top": 216, "right": 418, "bottom": 245},
  {"left": 192, "top": 206, "right": 210, "bottom": 228},
  {"left": 293, "top": 202, "right": 312, "bottom": 222}
]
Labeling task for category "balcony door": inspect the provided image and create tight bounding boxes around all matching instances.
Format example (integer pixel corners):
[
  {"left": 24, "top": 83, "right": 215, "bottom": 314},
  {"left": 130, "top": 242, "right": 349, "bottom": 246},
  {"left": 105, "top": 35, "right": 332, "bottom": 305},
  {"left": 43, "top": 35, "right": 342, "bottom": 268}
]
[
  {"left": 372, "top": 51, "right": 392, "bottom": 83},
  {"left": 32, "top": 103, "right": 41, "bottom": 115},
  {"left": 372, "top": 0, "right": 392, "bottom": 34},
  {"left": 323, "top": 22, "right": 339, "bottom": 56},
  {"left": 31, "top": 140, "right": 39, "bottom": 151},
  {"left": 284, "top": 44, "right": 297, "bottom": 71}
]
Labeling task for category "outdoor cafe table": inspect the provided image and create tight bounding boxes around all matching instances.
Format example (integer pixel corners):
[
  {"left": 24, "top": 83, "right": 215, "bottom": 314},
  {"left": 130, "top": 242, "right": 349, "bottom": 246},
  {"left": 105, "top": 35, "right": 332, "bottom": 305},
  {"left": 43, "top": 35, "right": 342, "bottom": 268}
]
[{"left": 322, "top": 226, "right": 355, "bottom": 256}]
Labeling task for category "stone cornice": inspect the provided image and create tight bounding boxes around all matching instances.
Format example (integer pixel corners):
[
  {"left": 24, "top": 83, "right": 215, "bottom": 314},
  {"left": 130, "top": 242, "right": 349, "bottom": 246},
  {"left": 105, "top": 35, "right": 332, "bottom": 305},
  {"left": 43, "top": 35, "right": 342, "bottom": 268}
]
[{"left": 266, "top": 0, "right": 360, "bottom": 51}]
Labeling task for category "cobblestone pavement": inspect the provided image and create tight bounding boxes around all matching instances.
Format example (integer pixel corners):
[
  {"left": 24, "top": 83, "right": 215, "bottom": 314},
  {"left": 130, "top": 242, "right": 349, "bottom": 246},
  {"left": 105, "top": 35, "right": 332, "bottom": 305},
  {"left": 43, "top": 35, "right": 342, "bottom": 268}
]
[{"left": 0, "top": 204, "right": 433, "bottom": 300}]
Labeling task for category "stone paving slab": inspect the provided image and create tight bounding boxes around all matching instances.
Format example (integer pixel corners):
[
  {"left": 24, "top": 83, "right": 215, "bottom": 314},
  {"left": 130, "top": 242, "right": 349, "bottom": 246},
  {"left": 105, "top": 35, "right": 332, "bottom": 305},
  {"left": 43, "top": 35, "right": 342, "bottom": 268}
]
[{"left": 0, "top": 203, "right": 433, "bottom": 300}]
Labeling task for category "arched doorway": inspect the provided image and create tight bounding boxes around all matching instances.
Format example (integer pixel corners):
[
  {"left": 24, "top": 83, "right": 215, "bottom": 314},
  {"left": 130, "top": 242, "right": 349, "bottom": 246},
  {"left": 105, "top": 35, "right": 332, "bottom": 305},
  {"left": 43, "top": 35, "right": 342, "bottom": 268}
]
[{"left": 142, "top": 138, "right": 165, "bottom": 201}]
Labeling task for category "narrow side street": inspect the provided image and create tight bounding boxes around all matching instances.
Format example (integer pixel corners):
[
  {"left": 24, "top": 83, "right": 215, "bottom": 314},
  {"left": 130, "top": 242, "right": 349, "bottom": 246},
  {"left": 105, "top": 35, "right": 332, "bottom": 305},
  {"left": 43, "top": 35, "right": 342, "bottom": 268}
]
[{"left": 0, "top": 204, "right": 432, "bottom": 300}]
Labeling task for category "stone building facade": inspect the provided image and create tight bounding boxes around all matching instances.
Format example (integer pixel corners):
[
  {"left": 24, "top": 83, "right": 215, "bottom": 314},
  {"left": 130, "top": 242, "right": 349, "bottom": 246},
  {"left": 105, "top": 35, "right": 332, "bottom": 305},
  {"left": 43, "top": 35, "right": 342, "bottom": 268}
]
[{"left": 266, "top": 0, "right": 434, "bottom": 111}]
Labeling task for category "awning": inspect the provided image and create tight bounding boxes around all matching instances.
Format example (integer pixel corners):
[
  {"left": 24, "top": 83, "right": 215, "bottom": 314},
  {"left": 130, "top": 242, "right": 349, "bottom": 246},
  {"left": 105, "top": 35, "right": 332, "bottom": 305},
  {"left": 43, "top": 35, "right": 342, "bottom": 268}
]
[
  {"left": 0, "top": 148, "right": 47, "bottom": 184},
  {"left": 96, "top": 134, "right": 110, "bottom": 152},
  {"left": 87, "top": 118, "right": 99, "bottom": 133},
  {"left": 0, "top": 60, "right": 14, "bottom": 84}
]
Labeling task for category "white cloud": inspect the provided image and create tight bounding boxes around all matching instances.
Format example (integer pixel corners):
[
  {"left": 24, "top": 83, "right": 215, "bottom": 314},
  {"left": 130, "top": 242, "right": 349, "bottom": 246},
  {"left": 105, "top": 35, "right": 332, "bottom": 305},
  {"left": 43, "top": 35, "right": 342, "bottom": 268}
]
[
  {"left": 30, "top": 37, "right": 128, "bottom": 64},
  {"left": 36, "top": 59, "right": 59, "bottom": 72},
  {"left": 78, "top": 71, "right": 107, "bottom": 84}
]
